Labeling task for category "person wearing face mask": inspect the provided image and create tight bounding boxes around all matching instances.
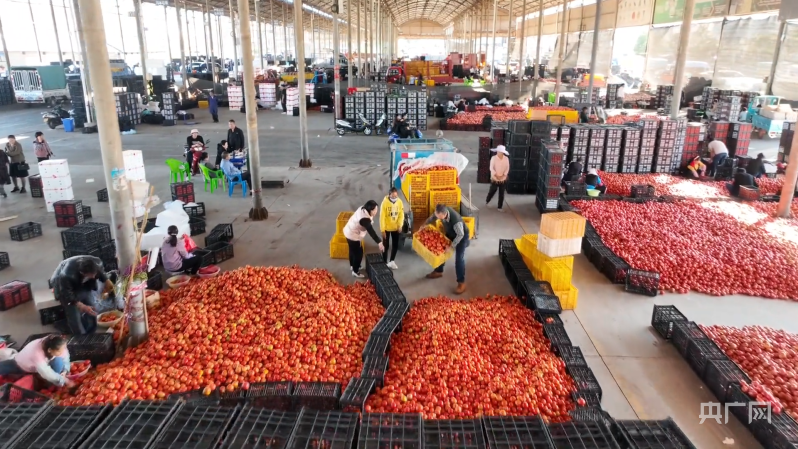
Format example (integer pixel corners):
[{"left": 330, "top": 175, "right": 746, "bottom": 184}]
[
  {"left": 343, "top": 200, "right": 385, "bottom": 278},
  {"left": 0, "top": 335, "right": 75, "bottom": 388},
  {"left": 379, "top": 188, "right": 405, "bottom": 269},
  {"left": 50, "top": 256, "right": 117, "bottom": 335}
]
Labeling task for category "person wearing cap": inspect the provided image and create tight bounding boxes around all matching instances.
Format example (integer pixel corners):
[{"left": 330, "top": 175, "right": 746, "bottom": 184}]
[
  {"left": 584, "top": 168, "right": 606, "bottom": 194},
  {"left": 486, "top": 145, "right": 509, "bottom": 212},
  {"left": 185, "top": 129, "right": 205, "bottom": 174}
]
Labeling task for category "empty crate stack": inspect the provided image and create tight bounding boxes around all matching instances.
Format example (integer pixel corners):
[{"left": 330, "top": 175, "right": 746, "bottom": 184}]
[
  {"left": 620, "top": 127, "right": 641, "bottom": 173},
  {"left": 286, "top": 87, "right": 300, "bottom": 115},
  {"left": 114, "top": 92, "right": 141, "bottom": 131},
  {"left": 258, "top": 83, "right": 276, "bottom": 108},
  {"left": 406, "top": 91, "right": 427, "bottom": 131},
  {"left": 364, "top": 90, "right": 385, "bottom": 128},
  {"left": 0, "top": 78, "right": 13, "bottom": 105},
  {"left": 557, "top": 124, "right": 571, "bottom": 150},
  {"left": 40, "top": 159, "right": 74, "bottom": 213},
  {"left": 709, "top": 121, "right": 730, "bottom": 144},
  {"left": 171, "top": 182, "right": 195, "bottom": 203},
  {"left": 603, "top": 127, "right": 623, "bottom": 173},
  {"left": 345, "top": 91, "right": 363, "bottom": 125},
  {"left": 670, "top": 118, "right": 688, "bottom": 172},
  {"left": 61, "top": 223, "right": 116, "bottom": 271},
  {"left": 728, "top": 122, "right": 753, "bottom": 157},
  {"left": 680, "top": 123, "right": 705, "bottom": 167},
  {"left": 605, "top": 84, "right": 623, "bottom": 109},
  {"left": 585, "top": 126, "right": 607, "bottom": 171},
  {"left": 330, "top": 211, "right": 355, "bottom": 259},
  {"left": 54, "top": 200, "right": 87, "bottom": 228},
  {"left": 654, "top": 85, "right": 674, "bottom": 110},
  {"left": 567, "top": 124, "right": 589, "bottom": 166},
  {"left": 477, "top": 136, "right": 491, "bottom": 184},
  {"left": 714, "top": 96, "right": 741, "bottom": 121},
  {"left": 536, "top": 141, "right": 565, "bottom": 213},
  {"left": 162, "top": 91, "right": 177, "bottom": 126},
  {"left": 67, "top": 80, "right": 86, "bottom": 128},
  {"left": 505, "top": 120, "right": 532, "bottom": 195},
  {"left": 653, "top": 120, "right": 678, "bottom": 173},
  {"left": 638, "top": 119, "right": 658, "bottom": 173},
  {"left": 528, "top": 120, "right": 553, "bottom": 191},
  {"left": 227, "top": 84, "right": 244, "bottom": 110}
]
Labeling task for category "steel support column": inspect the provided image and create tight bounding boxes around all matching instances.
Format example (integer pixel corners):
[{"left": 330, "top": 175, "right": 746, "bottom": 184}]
[
  {"left": 586, "top": 0, "right": 601, "bottom": 106},
  {"left": 767, "top": 20, "right": 787, "bottom": 95},
  {"left": 229, "top": 0, "right": 239, "bottom": 77},
  {"left": 333, "top": 0, "right": 341, "bottom": 119},
  {"left": 0, "top": 16, "right": 10, "bottom": 70},
  {"left": 532, "top": 0, "right": 543, "bottom": 99},
  {"left": 63, "top": 0, "right": 77, "bottom": 65},
  {"left": 505, "top": 0, "right": 513, "bottom": 85},
  {"left": 490, "top": 0, "right": 497, "bottom": 82},
  {"left": 670, "top": 0, "right": 695, "bottom": 119},
  {"left": 164, "top": 6, "right": 174, "bottom": 78},
  {"left": 255, "top": 0, "right": 263, "bottom": 70},
  {"left": 28, "top": 0, "right": 43, "bottom": 62},
  {"left": 72, "top": 0, "right": 93, "bottom": 122},
  {"left": 134, "top": 0, "right": 149, "bottom": 90},
  {"left": 518, "top": 0, "right": 526, "bottom": 98},
  {"left": 295, "top": 0, "right": 311, "bottom": 166},
  {"left": 554, "top": 0, "right": 568, "bottom": 102},
  {"left": 49, "top": 0, "right": 65, "bottom": 66},
  {"left": 176, "top": 1, "right": 189, "bottom": 89}
]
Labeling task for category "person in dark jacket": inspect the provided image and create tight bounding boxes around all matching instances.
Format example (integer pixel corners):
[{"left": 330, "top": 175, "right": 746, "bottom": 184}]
[
  {"left": 215, "top": 140, "right": 229, "bottom": 167},
  {"left": 50, "top": 256, "right": 116, "bottom": 335},
  {"left": 208, "top": 91, "right": 219, "bottom": 122},
  {"left": 745, "top": 153, "right": 767, "bottom": 179},
  {"left": 579, "top": 107, "right": 590, "bottom": 123},
  {"left": 584, "top": 168, "right": 606, "bottom": 194},
  {"left": 0, "top": 149, "right": 9, "bottom": 198},
  {"left": 562, "top": 158, "right": 583, "bottom": 186},
  {"left": 227, "top": 120, "right": 246, "bottom": 153},
  {"left": 727, "top": 168, "right": 755, "bottom": 197},
  {"left": 423, "top": 204, "right": 470, "bottom": 295}
]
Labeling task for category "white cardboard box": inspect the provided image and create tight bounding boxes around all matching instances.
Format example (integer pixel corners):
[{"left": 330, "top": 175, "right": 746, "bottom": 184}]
[
  {"left": 39, "top": 159, "right": 70, "bottom": 177},
  {"left": 536, "top": 234, "right": 582, "bottom": 258},
  {"left": 44, "top": 186, "right": 75, "bottom": 212}
]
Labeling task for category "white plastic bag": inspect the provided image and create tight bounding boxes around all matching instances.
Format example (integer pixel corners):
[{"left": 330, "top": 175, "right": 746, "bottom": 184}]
[
  {"left": 0, "top": 348, "right": 17, "bottom": 362},
  {"left": 394, "top": 152, "right": 469, "bottom": 182}
]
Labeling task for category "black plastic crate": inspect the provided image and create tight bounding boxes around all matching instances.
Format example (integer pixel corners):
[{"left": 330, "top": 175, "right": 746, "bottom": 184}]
[
  {"left": 97, "top": 188, "right": 109, "bottom": 202},
  {"left": 569, "top": 407, "right": 611, "bottom": 426},
  {"left": 751, "top": 411, "right": 798, "bottom": 449},
  {"left": 424, "top": 419, "right": 485, "bottom": 449},
  {"left": 80, "top": 400, "right": 181, "bottom": 449},
  {"left": 150, "top": 404, "right": 237, "bottom": 449},
  {"left": 725, "top": 384, "right": 761, "bottom": 424},
  {"left": 536, "top": 311, "right": 563, "bottom": 325},
  {"left": 220, "top": 407, "right": 299, "bottom": 449},
  {"left": 543, "top": 323, "right": 572, "bottom": 349},
  {"left": 147, "top": 271, "right": 164, "bottom": 291},
  {"left": 530, "top": 294, "right": 562, "bottom": 314},
  {"left": 53, "top": 199, "right": 84, "bottom": 216},
  {"left": 67, "top": 333, "right": 115, "bottom": 366},
  {"left": 83, "top": 206, "right": 93, "bottom": 219},
  {"left": 61, "top": 223, "right": 110, "bottom": 249},
  {"left": 0, "top": 384, "right": 51, "bottom": 404},
  {"left": 359, "top": 413, "right": 423, "bottom": 449},
  {"left": 556, "top": 345, "right": 588, "bottom": 368},
  {"left": 8, "top": 404, "right": 111, "bottom": 449},
  {"left": 0, "top": 402, "right": 51, "bottom": 444},
  {"left": 571, "top": 392, "right": 602, "bottom": 409},
  {"left": 651, "top": 305, "right": 688, "bottom": 340},
  {"left": 482, "top": 415, "right": 553, "bottom": 449},
  {"left": 9, "top": 222, "right": 43, "bottom": 242},
  {"left": 686, "top": 338, "right": 728, "bottom": 379},
  {"left": 21, "top": 332, "right": 55, "bottom": 349},
  {"left": 548, "top": 419, "right": 620, "bottom": 449},
  {"left": 189, "top": 216, "right": 206, "bottom": 236},
  {"left": 0, "top": 252, "right": 8, "bottom": 271},
  {"left": 568, "top": 366, "right": 603, "bottom": 399},
  {"left": 289, "top": 409, "right": 359, "bottom": 449},
  {"left": 363, "top": 333, "right": 391, "bottom": 360},
  {"left": 372, "top": 316, "right": 402, "bottom": 336},
  {"left": 167, "top": 388, "right": 221, "bottom": 405},
  {"left": 602, "top": 256, "right": 630, "bottom": 285},
  {"left": 379, "top": 284, "right": 407, "bottom": 308},
  {"left": 340, "top": 377, "right": 377, "bottom": 412},
  {"left": 630, "top": 184, "right": 656, "bottom": 198},
  {"left": 249, "top": 382, "right": 294, "bottom": 410},
  {"left": 613, "top": 419, "right": 697, "bottom": 449},
  {"left": 624, "top": 269, "right": 660, "bottom": 297},
  {"left": 39, "top": 305, "right": 66, "bottom": 325},
  {"left": 292, "top": 382, "right": 341, "bottom": 412},
  {"left": 365, "top": 252, "right": 385, "bottom": 267},
  {"left": 671, "top": 321, "right": 707, "bottom": 357},
  {"left": 498, "top": 239, "right": 517, "bottom": 256},
  {"left": 183, "top": 201, "right": 206, "bottom": 217},
  {"left": 205, "top": 224, "right": 234, "bottom": 246},
  {"left": 170, "top": 181, "right": 195, "bottom": 196},
  {"left": 385, "top": 300, "right": 410, "bottom": 319},
  {"left": 508, "top": 120, "right": 532, "bottom": 134},
  {"left": 193, "top": 249, "right": 214, "bottom": 267},
  {"left": 206, "top": 241, "right": 234, "bottom": 264},
  {"left": 704, "top": 359, "right": 751, "bottom": 403},
  {"left": 368, "top": 263, "right": 393, "bottom": 280},
  {"left": 564, "top": 181, "right": 587, "bottom": 196},
  {"left": 361, "top": 355, "right": 389, "bottom": 387}
]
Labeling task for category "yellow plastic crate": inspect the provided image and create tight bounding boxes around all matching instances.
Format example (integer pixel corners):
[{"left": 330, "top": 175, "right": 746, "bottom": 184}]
[
  {"left": 330, "top": 234, "right": 363, "bottom": 259},
  {"left": 198, "top": 100, "right": 209, "bottom": 109},
  {"left": 463, "top": 216, "right": 475, "bottom": 239},
  {"left": 400, "top": 173, "right": 430, "bottom": 199},
  {"left": 429, "top": 186, "right": 461, "bottom": 214},
  {"left": 548, "top": 110, "right": 579, "bottom": 124},
  {"left": 517, "top": 234, "right": 538, "bottom": 258},
  {"left": 336, "top": 211, "right": 354, "bottom": 235},
  {"left": 428, "top": 169, "right": 458, "bottom": 189},
  {"left": 540, "top": 212, "right": 587, "bottom": 239},
  {"left": 540, "top": 260, "right": 573, "bottom": 291},
  {"left": 409, "top": 190, "right": 430, "bottom": 209},
  {"left": 556, "top": 285, "right": 579, "bottom": 310},
  {"left": 412, "top": 227, "right": 454, "bottom": 267}
]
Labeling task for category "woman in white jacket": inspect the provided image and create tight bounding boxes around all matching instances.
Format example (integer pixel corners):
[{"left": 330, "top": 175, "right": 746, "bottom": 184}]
[{"left": 343, "top": 200, "right": 384, "bottom": 278}]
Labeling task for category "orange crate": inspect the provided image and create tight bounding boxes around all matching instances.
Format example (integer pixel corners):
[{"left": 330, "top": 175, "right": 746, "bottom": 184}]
[
  {"left": 540, "top": 212, "right": 587, "bottom": 239},
  {"left": 400, "top": 173, "right": 430, "bottom": 199},
  {"left": 428, "top": 186, "right": 461, "bottom": 214},
  {"left": 409, "top": 191, "right": 430, "bottom": 209},
  {"left": 428, "top": 169, "right": 458, "bottom": 189}
]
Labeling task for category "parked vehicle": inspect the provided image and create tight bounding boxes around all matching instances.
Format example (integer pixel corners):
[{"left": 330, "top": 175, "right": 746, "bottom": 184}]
[
  {"left": 10, "top": 65, "right": 69, "bottom": 105},
  {"left": 42, "top": 105, "right": 72, "bottom": 129},
  {"left": 336, "top": 113, "right": 375, "bottom": 136}
]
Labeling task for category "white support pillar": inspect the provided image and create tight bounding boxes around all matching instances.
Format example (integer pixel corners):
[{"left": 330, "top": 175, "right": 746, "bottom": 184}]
[
  {"left": 295, "top": 0, "right": 311, "bottom": 167},
  {"left": 255, "top": 0, "right": 263, "bottom": 70},
  {"left": 490, "top": 0, "right": 497, "bottom": 82},
  {"left": 49, "top": 0, "right": 65, "bottom": 66},
  {"left": 0, "top": 16, "right": 10, "bottom": 69},
  {"left": 134, "top": 0, "right": 149, "bottom": 91},
  {"left": 586, "top": 0, "right": 601, "bottom": 107},
  {"left": 532, "top": 0, "right": 543, "bottom": 99},
  {"left": 554, "top": 0, "right": 568, "bottom": 102},
  {"left": 229, "top": 0, "right": 239, "bottom": 78},
  {"left": 176, "top": 1, "right": 189, "bottom": 89},
  {"left": 518, "top": 0, "right": 526, "bottom": 98},
  {"left": 671, "top": 0, "right": 696, "bottom": 118},
  {"left": 28, "top": 0, "right": 43, "bottom": 62},
  {"left": 72, "top": 0, "right": 93, "bottom": 122},
  {"left": 505, "top": 0, "right": 513, "bottom": 83},
  {"left": 63, "top": 0, "right": 77, "bottom": 65}
]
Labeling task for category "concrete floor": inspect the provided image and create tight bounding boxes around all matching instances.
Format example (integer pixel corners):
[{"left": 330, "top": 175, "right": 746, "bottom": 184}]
[{"left": 0, "top": 101, "right": 794, "bottom": 449}]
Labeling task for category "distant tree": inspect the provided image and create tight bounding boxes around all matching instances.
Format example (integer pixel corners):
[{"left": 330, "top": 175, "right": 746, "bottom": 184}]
[{"left": 634, "top": 34, "right": 649, "bottom": 56}]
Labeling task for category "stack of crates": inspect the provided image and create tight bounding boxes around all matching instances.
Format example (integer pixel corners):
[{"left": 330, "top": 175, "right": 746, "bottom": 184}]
[
  {"left": 407, "top": 91, "right": 427, "bottom": 131},
  {"left": 576, "top": 88, "right": 599, "bottom": 106},
  {"left": 620, "top": 127, "right": 641, "bottom": 173},
  {"left": 779, "top": 121, "right": 795, "bottom": 163},
  {"left": 506, "top": 120, "right": 532, "bottom": 195},
  {"left": 701, "top": 87, "right": 720, "bottom": 111},
  {"left": 567, "top": 124, "right": 590, "bottom": 165},
  {"left": 0, "top": 78, "right": 13, "bottom": 105},
  {"left": 670, "top": 118, "right": 688, "bottom": 172},
  {"left": 401, "top": 172, "right": 430, "bottom": 232},
  {"left": 528, "top": 121, "right": 554, "bottom": 192},
  {"left": 427, "top": 169, "right": 460, "bottom": 214},
  {"left": 536, "top": 141, "right": 565, "bottom": 213},
  {"left": 714, "top": 95, "right": 741, "bottom": 121},
  {"left": 680, "top": 123, "right": 705, "bottom": 167},
  {"left": 477, "top": 136, "right": 492, "bottom": 184},
  {"left": 603, "top": 127, "right": 623, "bottom": 173},
  {"left": 728, "top": 122, "right": 753, "bottom": 157},
  {"left": 557, "top": 124, "right": 570, "bottom": 149},
  {"left": 162, "top": 91, "right": 177, "bottom": 126},
  {"left": 227, "top": 84, "right": 244, "bottom": 110},
  {"left": 61, "top": 223, "right": 116, "bottom": 270},
  {"left": 638, "top": 119, "right": 659, "bottom": 173},
  {"left": 655, "top": 85, "right": 674, "bottom": 110},
  {"left": 258, "top": 83, "right": 276, "bottom": 107},
  {"left": 285, "top": 87, "right": 300, "bottom": 114},
  {"left": 654, "top": 120, "right": 679, "bottom": 173},
  {"left": 171, "top": 182, "right": 195, "bottom": 203},
  {"left": 364, "top": 91, "right": 380, "bottom": 126},
  {"left": 585, "top": 126, "right": 606, "bottom": 170},
  {"left": 709, "top": 121, "right": 730, "bottom": 144},
  {"left": 605, "top": 84, "right": 623, "bottom": 109},
  {"left": 385, "top": 94, "right": 405, "bottom": 126},
  {"left": 537, "top": 212, "right": 585, "bottom": 309},
  {"left": 54, "top": 200, "right": 87, "bottom": 228},
  {"left": 41, "top": 159, "right": 74, "bottom": 213},
  {"left": 68, "top": 80, "right": 86, "bottom": 128},
  {"left": 114, "top": 92, "right": 140, "bottom": 131},
  {"left": 330, "top": 212, "right": 362, "bottom": 259}
]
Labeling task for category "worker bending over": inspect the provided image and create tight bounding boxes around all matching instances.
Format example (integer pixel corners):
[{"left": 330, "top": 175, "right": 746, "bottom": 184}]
[
  {"left": 51, "top": 256, "right": 117, "bottom": 335},
  {"left": 726, "top": 168, "right": 755, "bottom": 197},
  {"left": 424, "top": 204, "right": 470, "bottom": 295}
]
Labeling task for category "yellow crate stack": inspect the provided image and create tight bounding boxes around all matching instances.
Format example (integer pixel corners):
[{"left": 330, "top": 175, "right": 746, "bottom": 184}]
[
  {"left": 516, "top": 234, "right": 573, "bottom": 279},
  {"left": 539, "top": 212, "right": 586, "bottom": 239},
  {"left": 428, "top": 169, "right": 458, "bottom": 190},
  {"left": 463, "top": 216, "right": 476, "bottom": 239},
  {"left": 429, "top": 186, "right": 461, "bottom": 214},
  {"left": 535, "top": 212, "right": 586, "bottom": 309},
  {"left": 400, "top": 173, "right": 430, "bottom": 200},
  {"left": 330, "top": 211, "right": 363, "bottom": 259}
]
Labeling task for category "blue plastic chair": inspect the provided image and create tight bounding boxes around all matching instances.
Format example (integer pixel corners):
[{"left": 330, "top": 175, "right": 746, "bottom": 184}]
[{"left": 226, "top": 173, "right": 248, "bottom": 197}]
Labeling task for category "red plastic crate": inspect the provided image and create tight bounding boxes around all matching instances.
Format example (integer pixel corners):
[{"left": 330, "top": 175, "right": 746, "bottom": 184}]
[
  {"left": 173, "top": 193, "right": 196, "bottom": 204},
  {"left": 55, "top": 213, "right": 86, "bottom": 228},
  {"left": 0, "top": 281, "right": 33, "bottom": 311},
  {"left": 53, "top": 200, "right": 83, "bottom": 216}
]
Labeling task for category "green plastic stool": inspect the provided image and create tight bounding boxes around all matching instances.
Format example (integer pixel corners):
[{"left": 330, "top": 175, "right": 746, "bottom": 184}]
[
  {"left": 166, "top": 158, "right": 190, "bottom": 183},
  {"left": 199, "top": 164, "right": 225, "bottom": 193}
]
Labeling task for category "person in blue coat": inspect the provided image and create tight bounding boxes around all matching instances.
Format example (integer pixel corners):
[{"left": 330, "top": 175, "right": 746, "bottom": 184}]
[{"left": 208, "top": 91, "right": 219, "bottom": 123}]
